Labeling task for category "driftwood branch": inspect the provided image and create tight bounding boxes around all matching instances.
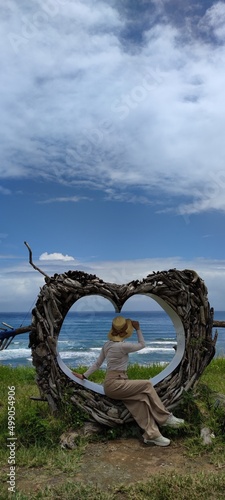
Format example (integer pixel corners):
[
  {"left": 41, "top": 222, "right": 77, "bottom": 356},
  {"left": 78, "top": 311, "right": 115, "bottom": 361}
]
[
  {"left": 24, "top": 241, "right": 49, "bottom": 278},
  {"left": 213, "top": 321, "right": 225, "bottom": 328},
  {"left": 0, "top": 325, "right": 32, "bottom": 336},
  {"left": 0, "top": 325, "right": 32, "bottom": 350}
]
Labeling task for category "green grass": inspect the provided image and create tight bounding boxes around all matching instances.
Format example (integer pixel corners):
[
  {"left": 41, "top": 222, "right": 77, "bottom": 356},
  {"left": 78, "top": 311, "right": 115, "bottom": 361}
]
[
  {"left": 1, "top": 471, "right": 225, "bottom": 499},
  {"left": 199, "top": 357, "right": 225, "bottom": 393},
  {"left": 0, "top": 366, "right": 66, "bottom": 449},
  {"left": 72, "top": 362, "right": 164, "bottom": 384},
  {"left": 0, "top": 359, "right": 225, "bottom": 499}
]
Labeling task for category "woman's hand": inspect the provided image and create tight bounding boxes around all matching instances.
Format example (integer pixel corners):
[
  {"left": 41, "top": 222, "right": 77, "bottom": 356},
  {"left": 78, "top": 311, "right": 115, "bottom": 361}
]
[
  {"left": 131, "top": 320, "right": 140, "bottom": 330},
  {"left": 72, "top": 371, "right": 85, "bottom": 380}
]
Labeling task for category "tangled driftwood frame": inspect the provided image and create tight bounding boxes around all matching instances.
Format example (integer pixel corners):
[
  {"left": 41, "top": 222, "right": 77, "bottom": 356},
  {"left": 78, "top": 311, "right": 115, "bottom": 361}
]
[{"left": 29, "top": 267, "right": 217, "bottom": 426}]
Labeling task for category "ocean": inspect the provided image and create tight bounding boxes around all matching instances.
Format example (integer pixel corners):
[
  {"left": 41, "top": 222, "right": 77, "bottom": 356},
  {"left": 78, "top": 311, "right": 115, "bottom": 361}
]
[{"left": 0, "top": 310, "right": 225, "bottom": 369}]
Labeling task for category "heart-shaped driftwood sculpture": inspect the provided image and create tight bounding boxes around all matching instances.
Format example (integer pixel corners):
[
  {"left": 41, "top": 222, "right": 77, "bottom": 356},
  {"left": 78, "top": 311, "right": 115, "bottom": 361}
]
[{"left": 29, "top": 269, "right": 217, "bottom": 426}]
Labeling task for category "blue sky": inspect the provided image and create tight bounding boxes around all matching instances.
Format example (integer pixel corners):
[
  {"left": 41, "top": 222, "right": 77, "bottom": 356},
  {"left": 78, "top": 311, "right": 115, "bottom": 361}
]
[{"left": 1, "top": 0, "right": 225, "bottom": 312}]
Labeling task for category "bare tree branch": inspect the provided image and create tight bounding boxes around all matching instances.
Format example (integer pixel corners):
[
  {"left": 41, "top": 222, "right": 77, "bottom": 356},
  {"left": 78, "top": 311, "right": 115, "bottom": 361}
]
[{"left": 24, "top": 241, "right": 50, "bottom": 278}]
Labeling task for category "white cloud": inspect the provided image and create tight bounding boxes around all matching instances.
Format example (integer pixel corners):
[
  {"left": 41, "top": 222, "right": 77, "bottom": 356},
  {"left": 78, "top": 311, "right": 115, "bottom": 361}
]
[
  {"left": 0, "top": 274, "right": 43, "bottom": 312},
  {"left": 38, "top": 196, "right": 90, "bottom": 204},
  {"left": 1, "top": 255, "right": 225, "bottom": 312},
  {"left": 1, "top": 1, "right": 225, "bottom": 214},
  {"left": 39, "top": 252, "right": 75, "bottom": 261},
  {"left": 199, "top": 1, "right": 225, "bottom": 40}
]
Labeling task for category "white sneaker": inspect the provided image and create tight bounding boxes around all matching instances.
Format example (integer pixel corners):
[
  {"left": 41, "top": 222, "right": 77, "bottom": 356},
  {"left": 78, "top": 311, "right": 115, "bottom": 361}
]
[
  {"left": 143, "top": 435, "right": 170, "bottom": 447},
  {"left": 162, "top": 414, "right": 185, "bottom": 428}
]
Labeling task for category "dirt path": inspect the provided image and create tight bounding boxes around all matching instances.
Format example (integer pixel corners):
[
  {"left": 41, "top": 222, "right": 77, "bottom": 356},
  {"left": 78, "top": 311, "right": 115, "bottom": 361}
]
[
  {"left": 75, "top": 437, "right": 215, "bottom": 488},
  {"left": 15, "top": 437, "right": 220, "bottom": 494}
]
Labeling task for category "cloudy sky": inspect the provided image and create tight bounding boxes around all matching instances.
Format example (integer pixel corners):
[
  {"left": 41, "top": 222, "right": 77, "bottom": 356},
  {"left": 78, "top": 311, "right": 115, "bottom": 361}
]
[{"left": 1, "top": 0, "right": 225, "bottom": 313}]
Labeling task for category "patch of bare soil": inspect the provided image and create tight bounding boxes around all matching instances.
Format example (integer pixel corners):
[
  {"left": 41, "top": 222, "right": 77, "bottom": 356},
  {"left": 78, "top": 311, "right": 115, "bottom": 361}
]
[
  {"left": 15, "top": 437, "right": 220, "bottom": 494},
  {"left": 75, "top": 437, "right": 216, "bottom": 489}
]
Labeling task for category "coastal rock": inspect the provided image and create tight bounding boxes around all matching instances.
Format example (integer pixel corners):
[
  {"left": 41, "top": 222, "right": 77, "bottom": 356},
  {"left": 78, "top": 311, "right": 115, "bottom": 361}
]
[
  {"left": 60, "top": 430, "right": 79, "bottom": 449},
  {"left": 83, "top": 422, "right": 103, "bottom": 436},
  {"left": 200, "top": 427, "right": 215, "bottom": 445}
]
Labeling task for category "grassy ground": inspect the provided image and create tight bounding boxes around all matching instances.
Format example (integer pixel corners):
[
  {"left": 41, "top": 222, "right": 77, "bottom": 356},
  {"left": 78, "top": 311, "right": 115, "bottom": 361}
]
[{"left": 0, "top": 359, "right": 225, "bottom": 499}]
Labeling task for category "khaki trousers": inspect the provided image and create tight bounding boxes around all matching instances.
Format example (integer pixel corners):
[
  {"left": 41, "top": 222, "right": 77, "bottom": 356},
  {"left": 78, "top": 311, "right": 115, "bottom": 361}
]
[{"left": 104, "top": 371, "right": 170, "bottom": 439}]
